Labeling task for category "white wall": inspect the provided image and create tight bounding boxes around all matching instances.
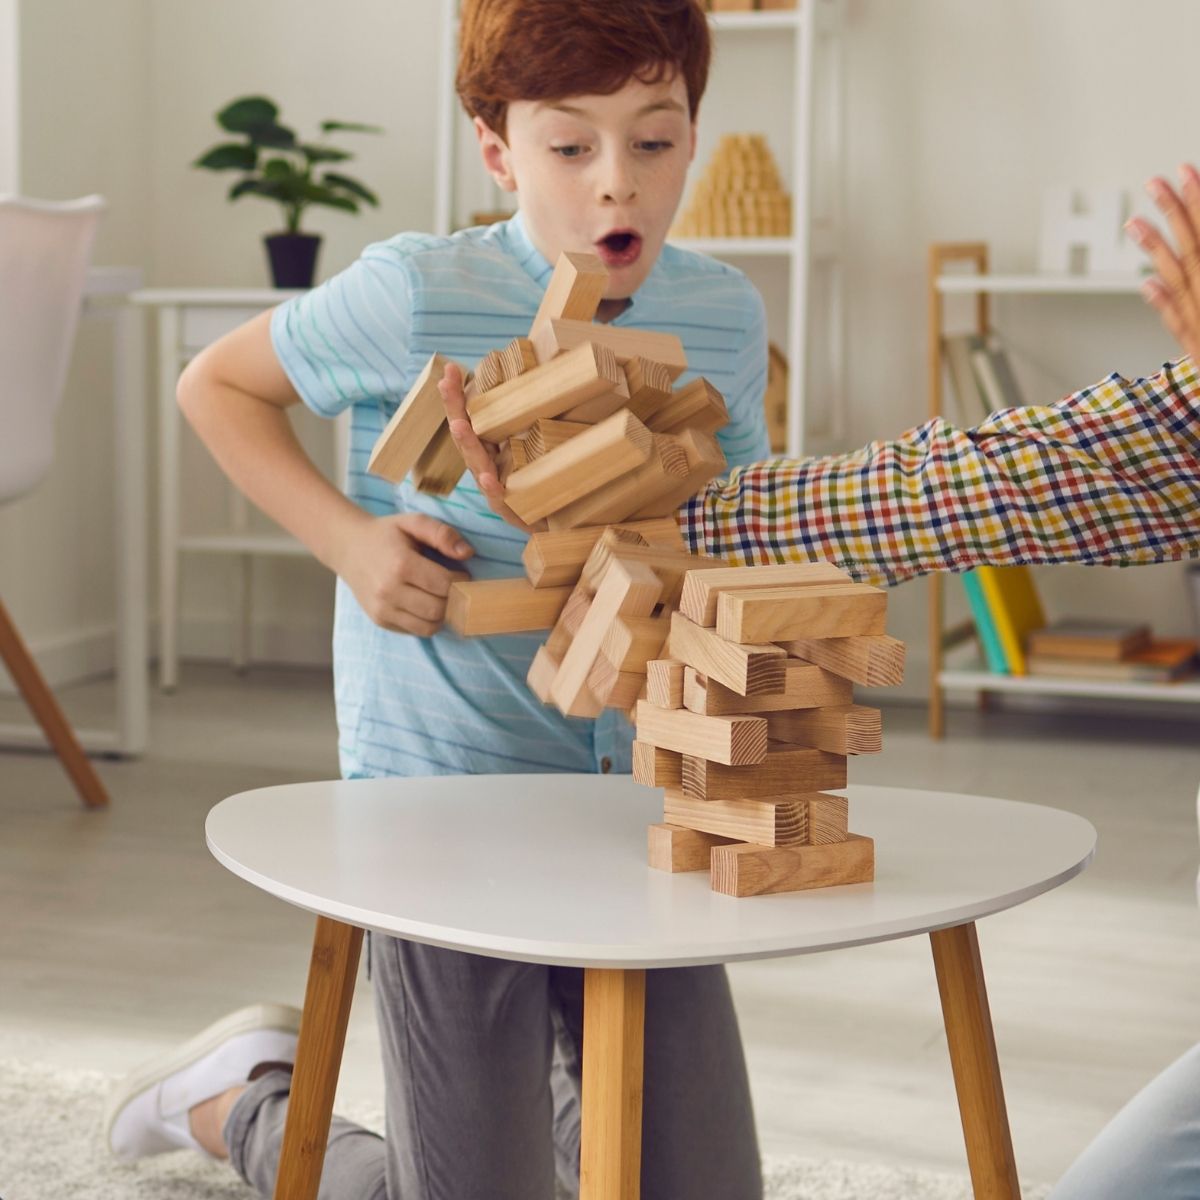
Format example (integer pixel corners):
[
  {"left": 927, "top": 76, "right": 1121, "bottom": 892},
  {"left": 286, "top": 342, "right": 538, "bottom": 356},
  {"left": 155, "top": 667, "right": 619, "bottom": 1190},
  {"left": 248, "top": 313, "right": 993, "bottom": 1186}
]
[
  {"left": 3, "top": 0, "right": 1197, "bottom": 696},
  {"left": 0, "top": 0, "right": 17, "bottom": 192}
]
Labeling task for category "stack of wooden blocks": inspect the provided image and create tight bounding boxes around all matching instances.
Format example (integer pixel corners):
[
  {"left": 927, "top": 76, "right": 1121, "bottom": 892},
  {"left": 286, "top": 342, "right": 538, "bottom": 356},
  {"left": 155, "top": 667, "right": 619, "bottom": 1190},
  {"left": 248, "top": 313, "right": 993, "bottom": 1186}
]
[{"left": 673, "top": 133, "right": 791, "bottom": 239}]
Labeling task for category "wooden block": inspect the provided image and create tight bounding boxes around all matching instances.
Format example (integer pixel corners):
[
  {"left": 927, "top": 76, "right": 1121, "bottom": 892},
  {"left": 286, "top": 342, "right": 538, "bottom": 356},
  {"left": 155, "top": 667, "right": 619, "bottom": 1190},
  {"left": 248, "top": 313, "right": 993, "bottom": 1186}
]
[
  {"left": 667, "top": 612, "right": 786, "bottom": 696},
  {"left": 467, "top": 341, "right": 624, "bottom": 442},
  {"left": 630, "top": 428, "right": 727, "bottom": 518},
  {"left": 601, "top": 615, "right": 670, "bottom": 672},
  {"left": 545, "top": 584, "right": 591, "bottom": 657},
  {"left": 411, "top": 421, "right": 467, "bottom": 495},
  {"left": 475, "top": 349, "right": 506, "bottom": 392},
  {"left": 663, "top": 789, "right": 807, "bottom": 848},
  {"left": 551, "top": 559, "right": 663, "bottom": 717},
  {"left": 632, "top": 741, "right": 682, "bottom": 788},
  {"left": 634, "top": 700, "right": 767, "bottom": 767},
  {"left": 446, "top": 578, "right": 571, "bottom": 636},
  {"left": 624, "top": 357, "right": 674, "bottom": 423},
  {"left": 681, "top": 747, "right": 848, "bottom": 800},
  {"left": 647, "top": 823, "right": 736, "bottom": 873},
  {"left": 779, "top": 634, "right": 906, "bottom": 687},
  {"left": 645, "top": 659, "right": 684, "bottom": 708},
  {"left": 682, "top": 662, "right": 852, "bottom": 716},
  {"left": 526, "top": 418, "right": 590, "bottom": 459},
  {"left": 582, "top": 545, "right": 725, "bottom": 606},
  {"left": 560, "top": 366, "right": 631, "bottom": 423},
  {"left": 767, "top": 704, "right": 882, "bottom": 755},
  {"left": 500, "top": 336, "right": 537, "bottom": 381},
  {"left": 527, "top": 645, "right": 560, "bottom": 703},
  {"left": 806, "top": 793, "right": 849, "bottom": 844},
  {"left": 522, "top": 519, "right": 679, "bottom": 588},
  {"left": 644, "top": 377, "right": 729, "bottom": 435},
  {"left": 716, "top": 584, "right": 888, "bottom": 644},
  {"left": 680, "top": 562, "right": 854, "bottom": 627},
  {"left": 531, "top": 318, "right": 688, "bottom": 379},
  {"left": 545, "top": 434, "right": 690, "bottom": 529},
  {"left": 505, "top": 409, "right": 653, "bottom": 523},
  {"left": 529, "top": 251, "right": 608, "bottom": 344},
  {"left": 587, "top": 655, "right": 646, "bottom": 708},
  {"left": 367, "top": 353, "right": 451, "bottom": 483},
  {"left": 710, "top": 834, "right": 874, "bottom": 897}
]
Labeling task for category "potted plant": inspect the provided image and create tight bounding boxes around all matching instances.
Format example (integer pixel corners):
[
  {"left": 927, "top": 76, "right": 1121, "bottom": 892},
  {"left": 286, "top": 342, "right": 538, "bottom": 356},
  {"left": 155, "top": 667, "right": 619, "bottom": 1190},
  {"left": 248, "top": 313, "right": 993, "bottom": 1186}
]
[{"left": 194, "top": 95, "right": 382, "bottom": 288}]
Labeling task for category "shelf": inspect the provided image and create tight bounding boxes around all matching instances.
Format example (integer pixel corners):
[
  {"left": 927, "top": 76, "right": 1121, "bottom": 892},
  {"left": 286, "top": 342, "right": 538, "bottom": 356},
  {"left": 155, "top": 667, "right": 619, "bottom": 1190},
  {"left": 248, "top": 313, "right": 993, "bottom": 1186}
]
[
  {"left": 936, "top": 273, "right": 1148, "bottom": 295},
  {"left": 709, "top": 10, "right": 801, "bottom": 33},
  {"left": 179, "top": 533, "right": 309, "bottom": 557},
  {"left": 940, "top": 666, "right": 1200, "bottom": 706},
  {"left": 670, "top": 236, "right": 798, "bottom": 257}
]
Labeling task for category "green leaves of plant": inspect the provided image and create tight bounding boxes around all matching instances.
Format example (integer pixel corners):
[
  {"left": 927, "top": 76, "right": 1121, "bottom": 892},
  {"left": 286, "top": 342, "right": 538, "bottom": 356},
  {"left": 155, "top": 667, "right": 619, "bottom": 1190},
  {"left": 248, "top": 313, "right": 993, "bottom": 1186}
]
[
  {"left": 194, "top": 143, "right": 257, "bottom": 171},
  {"left": 321, "top": 173, "right": 379, "bottom": 206}
]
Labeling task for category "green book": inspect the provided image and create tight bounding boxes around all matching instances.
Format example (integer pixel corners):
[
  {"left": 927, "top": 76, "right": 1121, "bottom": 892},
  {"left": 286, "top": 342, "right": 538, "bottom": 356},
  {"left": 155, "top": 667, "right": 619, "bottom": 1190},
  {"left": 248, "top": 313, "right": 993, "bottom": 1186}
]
[{"left": 961, "top": 570, "right": 1009, "bottom": 673}]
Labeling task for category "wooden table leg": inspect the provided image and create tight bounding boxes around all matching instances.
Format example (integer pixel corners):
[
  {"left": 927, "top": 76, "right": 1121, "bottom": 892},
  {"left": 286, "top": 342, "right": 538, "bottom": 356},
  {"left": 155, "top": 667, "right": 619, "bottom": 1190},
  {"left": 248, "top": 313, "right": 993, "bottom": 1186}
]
[
  {"left": 580, "top": 967, "right": 646, "bottom": 1200},
  {"left": 272, "top": 916, "right": 363, "bottom": 1200},
  {"left": 929, "top": 922, "right": 1021, "bottom": 1200}
]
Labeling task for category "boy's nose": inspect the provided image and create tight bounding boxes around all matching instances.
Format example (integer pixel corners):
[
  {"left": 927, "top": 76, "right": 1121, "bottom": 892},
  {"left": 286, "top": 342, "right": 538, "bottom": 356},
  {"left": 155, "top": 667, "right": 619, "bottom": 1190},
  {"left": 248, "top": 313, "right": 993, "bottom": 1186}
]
[{"left": 598, "top": 156, "right": 637, "bottom": 205}]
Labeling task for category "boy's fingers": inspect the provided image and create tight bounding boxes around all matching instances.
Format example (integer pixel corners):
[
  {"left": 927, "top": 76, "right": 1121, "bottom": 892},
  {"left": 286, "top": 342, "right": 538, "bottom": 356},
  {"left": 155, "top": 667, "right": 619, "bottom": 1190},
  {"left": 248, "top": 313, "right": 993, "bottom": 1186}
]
[
  {"left": 1141, "top": 279, "right": 1197, "bottom": 360},
  {"left": 1147, "top": 176, "right": 1200, "bottom": 289},
  {"left": 1128, "top": 215, "right": 1199, "bottom": 335}
]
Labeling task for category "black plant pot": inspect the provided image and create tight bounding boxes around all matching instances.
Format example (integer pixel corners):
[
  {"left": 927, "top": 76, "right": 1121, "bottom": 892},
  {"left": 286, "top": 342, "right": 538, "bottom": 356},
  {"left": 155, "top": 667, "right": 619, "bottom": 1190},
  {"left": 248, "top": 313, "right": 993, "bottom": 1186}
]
[{"left": 264, "top": 232, "right": 321, "bottom": 288}]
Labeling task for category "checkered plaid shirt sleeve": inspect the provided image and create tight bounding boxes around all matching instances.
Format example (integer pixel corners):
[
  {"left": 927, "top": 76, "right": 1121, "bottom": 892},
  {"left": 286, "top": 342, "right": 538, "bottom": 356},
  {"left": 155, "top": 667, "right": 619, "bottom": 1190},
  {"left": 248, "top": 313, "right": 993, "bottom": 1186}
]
[{"left": 678, "top": 357, "right": 1200, "bottom": 587}]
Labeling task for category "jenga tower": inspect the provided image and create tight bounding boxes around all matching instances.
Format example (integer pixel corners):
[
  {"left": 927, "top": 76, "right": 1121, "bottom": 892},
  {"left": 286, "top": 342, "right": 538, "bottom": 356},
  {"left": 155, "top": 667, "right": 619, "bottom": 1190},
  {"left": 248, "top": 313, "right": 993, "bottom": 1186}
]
[{"left": 673, "top": 133, "right": 792, "bottom": 239}]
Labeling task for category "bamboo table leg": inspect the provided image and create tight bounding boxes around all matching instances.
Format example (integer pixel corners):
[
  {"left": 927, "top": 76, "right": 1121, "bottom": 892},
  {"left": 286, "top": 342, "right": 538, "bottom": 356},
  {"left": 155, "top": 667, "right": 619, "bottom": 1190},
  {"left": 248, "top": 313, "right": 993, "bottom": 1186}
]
[
  {"left": 272, "top": 916, "right": 363, "bottom": 1200},
  {"left": 930, "top": 922, "right": 1021, "bottom": 1200},
  {"left": 580, "top": 967, "right": 646, "bottom": 1200}
]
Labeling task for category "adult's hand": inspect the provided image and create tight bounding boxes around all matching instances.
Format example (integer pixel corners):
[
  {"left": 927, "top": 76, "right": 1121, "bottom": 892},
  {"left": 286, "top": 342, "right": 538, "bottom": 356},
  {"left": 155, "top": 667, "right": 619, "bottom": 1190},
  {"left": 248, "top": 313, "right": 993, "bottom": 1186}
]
[
  {"left": 1127, "top": 164, "right": 1200, "bottom": 363},
  {"left": 438, "top": 361, "right": 541, "bottom": 533},
  {"left": 333, "top": 512, "right": 473, "bottom": 636}
]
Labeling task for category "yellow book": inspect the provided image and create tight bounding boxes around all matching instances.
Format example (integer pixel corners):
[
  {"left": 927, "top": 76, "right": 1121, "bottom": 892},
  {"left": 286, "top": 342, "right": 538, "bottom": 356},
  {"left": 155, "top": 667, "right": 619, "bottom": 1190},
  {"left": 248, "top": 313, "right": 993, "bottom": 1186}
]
[{"left": 976, "top": 566, "right": 1046, "bottom": 675}]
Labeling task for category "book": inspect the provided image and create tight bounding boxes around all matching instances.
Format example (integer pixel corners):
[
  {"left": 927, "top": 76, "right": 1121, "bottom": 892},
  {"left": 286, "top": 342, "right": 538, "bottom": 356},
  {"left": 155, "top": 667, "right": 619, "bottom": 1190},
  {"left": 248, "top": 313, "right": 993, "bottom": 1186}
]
[
  {"left": 942, "top": 333, "right": 989, "bottom": 423},
  {"left": 960, "top": 570, "right": 1009, "bottom": 673},
  {"left": 1027, "top": 639, "right": 1198, "bottom": 682},
  {"left": 976, "top": 565, "right": 1046, "bottom": 676},
  {"left": 1026, "top": 618, "right": 1152, "bottom": 661},
  {"left": 969, "top": 335, "right": 1025, "bottom": 413}
]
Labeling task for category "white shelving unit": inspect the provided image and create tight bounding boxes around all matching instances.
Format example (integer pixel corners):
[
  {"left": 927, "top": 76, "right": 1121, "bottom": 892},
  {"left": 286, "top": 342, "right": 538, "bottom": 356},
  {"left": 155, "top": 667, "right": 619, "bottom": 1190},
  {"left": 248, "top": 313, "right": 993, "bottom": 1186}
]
[
  {"left": 432, "top": 0, "right": 846, "bottom": 458},
  {"left": 926, "top": 244, "right": 1198, "bottom": 735}
]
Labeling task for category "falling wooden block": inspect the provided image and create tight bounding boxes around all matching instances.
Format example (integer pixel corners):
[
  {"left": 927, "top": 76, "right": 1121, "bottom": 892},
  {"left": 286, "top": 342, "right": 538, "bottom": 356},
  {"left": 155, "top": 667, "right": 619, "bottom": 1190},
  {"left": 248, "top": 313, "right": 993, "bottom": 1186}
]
[
  {"left": 645, "top": 659, "right": 684, "bottom": 708},
  {"left": 411, "top": 421, "right": 467, "bottom": 495},
  {"left": 587, "top": 655, "right": 646, "bottom": 708},
  {"left": 779, "top": 634, "right": 906, "bottom": 688},
  {"left": 644, "top": 377, "right": 729, "bottom": 435},
  {"left": 632, "top": 741, "right": 683, "bottom": 788},
  {"left": 716, "top": 583, "right": 888, "bottom": 644},
  {"left": 527, "top": 645, "right": 561, "bottom": 703},
  {"left": 634, "top": 700, "right": 767, "bottom": 767},
  {"left": 664, "top": 789, "right": 808, "bottom": 847},
  {"left": 679, "top": 562, "right": 854, "bottom": 627},
  {"left": 580, "top": 543, "right": 723, "bottom": 605},
  {"left": 560, "top": 366, "right": 632, "bottom": 423},
  {"left": 601, "top": 615, "right": 670, "bottom": 673},
  {"left": 682, "top": 662, "right": 852, "bottom": 716},
  {"left": 529, "top": 251, "right": 609, "bottom": 345},
  {"left": 531, "top": 318, "right": 688, "bottom": 379},
  {"left": 550, "top": 558, "right": 663, "bottom": 717},
  {"left": 505, "top": 409, "right": 653, "bottom": 523},
  {"left": 500, "top": 336, "right": 537, "bottom": 381},
  {"left": 525, "top": 418, "right": 590, "bottom": 459},
  {"left": 446, "top": 578, "right": 572, "bottom": 636},
  {"left": 624, "top": 357, "right": 674, "bottom": 423},
  {"left": 629, "top": 428, "right": 727, "bottom": 518},
  {"left": 475, "top": 349, "right": 506, "bottom": 392},
  {"left": 680, "top": 746, "right": 847, "bottom": 800},
  {"left": 367, "top": 352, "right": 452, "bottom": 483},
  {"left": 648, "top": 823, "right": 736, "bottom": 873},
  {"left": 710, "top": 834, "right": 874, "bottom": 897},
  {"left": 467, "top": 342, "right": 625, "bottom": 442},
  {"left": 545, "top": 585, "right": 592, "bottom": 657},
  {"left": 767, "top": 704, "right": 882, "bottom": 755},
  {"left": 667, "top": 612, "right": 786, "bottom": 696},
  {"left": 522, "top": 519, "right": 680, "bottom": 588}
]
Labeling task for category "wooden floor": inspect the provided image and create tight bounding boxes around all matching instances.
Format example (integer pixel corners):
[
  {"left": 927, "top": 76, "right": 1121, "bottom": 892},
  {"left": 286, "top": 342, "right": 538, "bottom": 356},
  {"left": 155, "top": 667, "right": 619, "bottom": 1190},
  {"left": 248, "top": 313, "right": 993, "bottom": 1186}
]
[{"left": 2, "top": 664, "right": 1198, "bottom": 1185}]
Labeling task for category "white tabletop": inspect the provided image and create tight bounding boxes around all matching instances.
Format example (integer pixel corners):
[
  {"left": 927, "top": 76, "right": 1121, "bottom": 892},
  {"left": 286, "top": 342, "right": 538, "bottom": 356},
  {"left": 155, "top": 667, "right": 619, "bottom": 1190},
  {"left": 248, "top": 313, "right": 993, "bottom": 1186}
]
[{"left": 206, "top": 778, "right": 1096, "bottom": 969}]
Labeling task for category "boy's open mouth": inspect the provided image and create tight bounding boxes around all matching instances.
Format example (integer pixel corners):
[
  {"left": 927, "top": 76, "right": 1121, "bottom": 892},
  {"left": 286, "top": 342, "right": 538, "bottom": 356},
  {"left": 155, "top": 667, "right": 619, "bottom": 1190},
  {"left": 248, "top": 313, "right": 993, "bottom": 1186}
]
[{"left": 595, "top": 230, "right": 642, "bottom": 268}]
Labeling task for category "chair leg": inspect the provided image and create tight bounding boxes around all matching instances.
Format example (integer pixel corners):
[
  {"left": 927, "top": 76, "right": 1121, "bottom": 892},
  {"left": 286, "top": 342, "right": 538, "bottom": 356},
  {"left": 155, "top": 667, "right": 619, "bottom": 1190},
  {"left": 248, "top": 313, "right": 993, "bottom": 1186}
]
[{"left": 0, "top": 597, "right": 109, "bottom": 808}]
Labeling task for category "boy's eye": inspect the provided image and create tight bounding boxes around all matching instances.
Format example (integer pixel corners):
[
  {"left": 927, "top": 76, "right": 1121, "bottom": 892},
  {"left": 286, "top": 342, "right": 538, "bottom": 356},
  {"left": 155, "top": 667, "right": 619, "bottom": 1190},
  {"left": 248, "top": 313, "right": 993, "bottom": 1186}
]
[
  {"left": 638, "top": 140, "right": 674, "bottom": 153},
  {"left": 552, "top": 145, "right": 586, "bottom": 159}
]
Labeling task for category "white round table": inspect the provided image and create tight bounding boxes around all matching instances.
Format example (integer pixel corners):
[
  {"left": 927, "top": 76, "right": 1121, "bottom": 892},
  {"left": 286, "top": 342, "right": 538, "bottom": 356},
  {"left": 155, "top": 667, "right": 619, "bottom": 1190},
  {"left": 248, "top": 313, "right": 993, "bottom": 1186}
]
[{"left": 207, "top": 777, "right": 1096, "bottom": 1200}]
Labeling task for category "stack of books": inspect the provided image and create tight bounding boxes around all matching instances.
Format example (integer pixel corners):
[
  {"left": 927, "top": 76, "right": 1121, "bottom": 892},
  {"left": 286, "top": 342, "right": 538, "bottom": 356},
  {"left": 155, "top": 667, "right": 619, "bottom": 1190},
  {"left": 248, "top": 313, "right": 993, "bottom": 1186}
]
[{"left": 1026, "top": 619, "right": 1197, "bottom": 683}]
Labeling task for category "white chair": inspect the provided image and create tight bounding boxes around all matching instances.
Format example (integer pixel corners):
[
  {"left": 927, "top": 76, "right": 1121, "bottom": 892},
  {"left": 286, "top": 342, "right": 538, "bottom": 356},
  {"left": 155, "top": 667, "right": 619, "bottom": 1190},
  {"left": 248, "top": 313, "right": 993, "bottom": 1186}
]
[{"left": 0, "top": 194, "right": 110, "bottom": 808}]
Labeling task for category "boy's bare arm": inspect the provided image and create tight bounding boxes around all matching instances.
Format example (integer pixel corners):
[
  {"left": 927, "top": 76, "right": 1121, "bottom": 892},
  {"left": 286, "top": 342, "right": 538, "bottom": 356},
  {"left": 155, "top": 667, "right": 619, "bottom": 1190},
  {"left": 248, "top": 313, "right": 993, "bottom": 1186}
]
[{"left": 179, "top": 310, "right": 473, "bottom": 637}]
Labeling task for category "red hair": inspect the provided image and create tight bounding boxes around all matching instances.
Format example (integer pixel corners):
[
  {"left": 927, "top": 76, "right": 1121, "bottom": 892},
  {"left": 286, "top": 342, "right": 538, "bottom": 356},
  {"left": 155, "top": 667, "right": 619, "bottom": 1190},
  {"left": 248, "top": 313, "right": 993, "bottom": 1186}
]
[{"left": 457, "top": 0, "right": 711, "bottom": 140}]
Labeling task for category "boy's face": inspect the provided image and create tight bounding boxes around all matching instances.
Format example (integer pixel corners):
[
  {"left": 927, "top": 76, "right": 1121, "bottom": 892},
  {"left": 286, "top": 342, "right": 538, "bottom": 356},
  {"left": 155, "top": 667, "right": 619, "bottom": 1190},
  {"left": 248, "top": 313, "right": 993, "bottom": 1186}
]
[{"left": 475, "top": 73, "right": 697, "bottom": 303}]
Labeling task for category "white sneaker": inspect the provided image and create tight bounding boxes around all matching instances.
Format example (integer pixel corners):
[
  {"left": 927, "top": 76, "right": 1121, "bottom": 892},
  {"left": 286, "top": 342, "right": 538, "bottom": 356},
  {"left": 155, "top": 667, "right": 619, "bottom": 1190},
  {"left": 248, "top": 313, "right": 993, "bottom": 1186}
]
[{"left": 104, "top": 1002, "right": 302, "bottom": 1161}]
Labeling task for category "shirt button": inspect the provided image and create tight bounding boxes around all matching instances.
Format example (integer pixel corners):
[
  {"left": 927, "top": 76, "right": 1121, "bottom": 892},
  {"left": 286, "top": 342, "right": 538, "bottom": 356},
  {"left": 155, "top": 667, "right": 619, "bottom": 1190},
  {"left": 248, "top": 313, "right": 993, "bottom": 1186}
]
[{"left": 600, "top": 756, "right": 613, "bottom": 774}]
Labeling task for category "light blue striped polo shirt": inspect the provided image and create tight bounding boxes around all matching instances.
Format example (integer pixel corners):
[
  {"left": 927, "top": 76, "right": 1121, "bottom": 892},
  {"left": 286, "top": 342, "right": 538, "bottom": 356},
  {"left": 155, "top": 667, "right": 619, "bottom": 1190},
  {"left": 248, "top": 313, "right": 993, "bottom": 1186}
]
[{"left": 270, "top": 212, "right": 770, "bottom": 781}]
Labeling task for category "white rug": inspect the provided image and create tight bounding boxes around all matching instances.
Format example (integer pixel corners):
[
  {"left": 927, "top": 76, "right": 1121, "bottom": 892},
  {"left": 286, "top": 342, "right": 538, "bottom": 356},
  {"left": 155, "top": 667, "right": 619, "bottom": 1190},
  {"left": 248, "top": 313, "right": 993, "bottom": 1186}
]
[{"left": 0, "top": 1058, "right": 1051, "bottom": 1199}]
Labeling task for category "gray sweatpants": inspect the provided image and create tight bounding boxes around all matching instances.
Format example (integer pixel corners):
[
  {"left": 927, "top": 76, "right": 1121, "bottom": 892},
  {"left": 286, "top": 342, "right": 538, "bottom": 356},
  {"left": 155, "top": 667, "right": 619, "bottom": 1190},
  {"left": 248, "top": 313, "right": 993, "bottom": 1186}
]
[{"left": 224, "top": 933, "right": 762, "bottom": 1199}]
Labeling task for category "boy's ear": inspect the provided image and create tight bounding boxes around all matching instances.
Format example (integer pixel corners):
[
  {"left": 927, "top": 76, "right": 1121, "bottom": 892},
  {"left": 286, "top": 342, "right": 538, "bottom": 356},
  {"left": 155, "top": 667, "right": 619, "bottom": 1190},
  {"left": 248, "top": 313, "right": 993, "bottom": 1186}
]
[{"left": 474, "top": 117, "right": 518, "bottom": 194}]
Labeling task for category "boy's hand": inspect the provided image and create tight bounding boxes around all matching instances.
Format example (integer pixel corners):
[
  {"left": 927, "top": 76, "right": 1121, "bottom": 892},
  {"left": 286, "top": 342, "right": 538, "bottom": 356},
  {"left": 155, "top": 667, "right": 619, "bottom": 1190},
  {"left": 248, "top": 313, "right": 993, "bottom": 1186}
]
[
  {"left": 438, "top": 362, "right": 542, "bottom": 533},
  {"left": 336, "top": 513, "right": 473, "bottom": 636},
  {"left": 1127, "top": 164, "right": 1200, "bottom": 363}
]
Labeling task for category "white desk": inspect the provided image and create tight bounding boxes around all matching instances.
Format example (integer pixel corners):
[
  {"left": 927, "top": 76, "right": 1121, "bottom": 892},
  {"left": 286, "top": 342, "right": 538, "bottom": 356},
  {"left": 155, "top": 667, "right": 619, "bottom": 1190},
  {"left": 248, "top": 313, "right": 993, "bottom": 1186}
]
[
  {"left": 131, "top": 288, "right": 349, "bottom": 692},
  {"left": 0, "top": 265, "right": 147, "bottom": 757},
  {"left": 208, "top": 777, "right": 1096, "bottom": 1200}
]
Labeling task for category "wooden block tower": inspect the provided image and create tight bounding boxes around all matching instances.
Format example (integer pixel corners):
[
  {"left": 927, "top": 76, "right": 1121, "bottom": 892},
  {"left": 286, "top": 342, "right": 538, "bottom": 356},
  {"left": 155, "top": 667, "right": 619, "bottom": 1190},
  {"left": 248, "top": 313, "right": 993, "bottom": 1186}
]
[{"left": 672, "top": 133, "right": 792, "bottom": 240}]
